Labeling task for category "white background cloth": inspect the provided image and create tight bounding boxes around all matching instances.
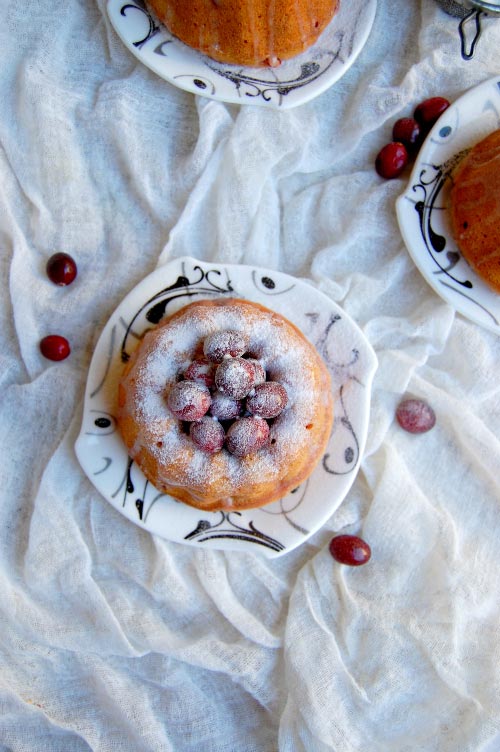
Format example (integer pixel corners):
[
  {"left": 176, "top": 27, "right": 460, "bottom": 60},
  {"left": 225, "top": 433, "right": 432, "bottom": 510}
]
[{"left": 1, "top": 1, "right": 500, "bottom": 750}]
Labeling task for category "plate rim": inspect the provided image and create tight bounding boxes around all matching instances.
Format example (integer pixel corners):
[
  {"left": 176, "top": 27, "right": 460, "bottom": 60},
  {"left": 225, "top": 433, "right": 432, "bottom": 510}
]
[{"left": 75, "top": 255, "right": 378, "bottom": 557}]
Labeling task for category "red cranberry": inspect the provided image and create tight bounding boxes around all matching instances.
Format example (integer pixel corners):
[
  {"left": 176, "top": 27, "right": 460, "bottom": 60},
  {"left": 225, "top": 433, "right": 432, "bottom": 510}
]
[
  {"left": 392, "top": 117, "right": 421, "bottom": 152},
  {"left": 46, "top": 253, "right": 78, "bottom": 286},
  {"left": 167, "top": 380, "right": 211, "bottom": 421},
  {"left": 246, "top": 382, "right": 288, "bottom": 419},
  {"left": 329, "top": 535, "right": 371, "bottom": 566},
  {"left": 246, "top": 358, "right": 266, "bottom": 386},
  {"left": 396, "top": 398, "right": 436, "bottom": 434},
  {"left": 209, "top": 392, "right": 243, "bottom": 420},
  {"left": 375, "top": 142, "right": 408, "bottom": 179},
  {"left": 184, "top": 358, "right": 215, "bottom": 388},
  {"left": 413, "top": 97, "right": 450, "bottom": 132},
  {"left": 190, "top": 417, "right": 225, "bottom": 453},
  {"left": 40, "top": 334, "right": 71, "bottom": 361},
  {"left": 203, "top": 330, "right": 248, "bottom": 363},
  {"left": 226, "top": 417, "right": 269, "bottom": 457},
  {"left": 215, "top": 357, "right": 255, "bottom": 399}
]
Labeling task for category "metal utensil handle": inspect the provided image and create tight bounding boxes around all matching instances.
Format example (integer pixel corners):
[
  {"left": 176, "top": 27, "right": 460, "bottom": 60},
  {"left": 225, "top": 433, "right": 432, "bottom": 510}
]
[
  {"left": 459, "top": 9, "right": 483, "bottom": 58},
  {"left": 469, "top": 0, "right": 500, "bottom": 13}
]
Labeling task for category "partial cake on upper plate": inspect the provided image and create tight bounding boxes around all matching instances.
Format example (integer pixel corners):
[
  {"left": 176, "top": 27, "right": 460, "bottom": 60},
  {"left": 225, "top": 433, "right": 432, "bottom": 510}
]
[{"left": 146, "top": 0, "right": 340, "bottom": 66}]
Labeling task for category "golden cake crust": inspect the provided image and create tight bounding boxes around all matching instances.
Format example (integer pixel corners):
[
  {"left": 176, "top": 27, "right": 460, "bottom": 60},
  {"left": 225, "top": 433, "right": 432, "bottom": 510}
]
[
  {"left": 450, "top": 129, "right": 500, "bottom": 294},
  {"left": 117, "top": 298, "right": 334, "bottom": 511},
  {"left": 147, "top": 0, "right": 340, "bottom": 67}
]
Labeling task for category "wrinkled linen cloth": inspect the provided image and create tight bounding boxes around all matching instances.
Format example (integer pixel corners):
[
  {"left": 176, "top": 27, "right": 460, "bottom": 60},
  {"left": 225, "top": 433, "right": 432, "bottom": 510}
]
[{"left": 1, "top": 1, "right": 500, "bottom": 750}]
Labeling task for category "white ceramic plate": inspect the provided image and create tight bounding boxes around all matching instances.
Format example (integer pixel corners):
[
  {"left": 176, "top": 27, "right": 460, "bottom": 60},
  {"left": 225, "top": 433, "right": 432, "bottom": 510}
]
[
  {"left": 75, "top": 256, "right": 377, "bottom": 557},
  {"left": 396, "top": 75, "right": 500, "bottom": 335},
  {"left": 106, "top": 0, "right": 377, "bottom": 109}
]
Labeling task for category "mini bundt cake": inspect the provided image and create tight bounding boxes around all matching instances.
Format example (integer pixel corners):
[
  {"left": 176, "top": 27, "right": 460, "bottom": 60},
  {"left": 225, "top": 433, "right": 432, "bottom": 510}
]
[
  {"left": 450, "top": 129, "right": 500, "bottom": 293},
  {"left": 146, "top": 0, "right": 340, "bottom": 67},
  {"left": 117, "top": 298, "right": 334, "bottom": 511}
]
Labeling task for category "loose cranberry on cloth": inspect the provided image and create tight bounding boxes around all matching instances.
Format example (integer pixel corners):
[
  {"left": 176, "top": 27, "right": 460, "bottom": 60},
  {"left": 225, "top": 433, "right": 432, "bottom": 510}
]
[
  {"left": 414, "top": 96, "right": 450, "bottom": 132},
  {"left": 46, "top": 252, "right": 78, "bottom": 286},
  {"left": 392, "top": 117, "right": 422, "bottom": 152},
  {"left": 39, "top": 334, "right": 71, "bottom": 361},
  {"left": 375, "top": 142, "right": 408, "bottom": 179},
  {"left": 329, "top": 535, "right": 372, "bottom": 566},
  {"left": 396, "top": 398, "right": 436, "bottom": 434}
]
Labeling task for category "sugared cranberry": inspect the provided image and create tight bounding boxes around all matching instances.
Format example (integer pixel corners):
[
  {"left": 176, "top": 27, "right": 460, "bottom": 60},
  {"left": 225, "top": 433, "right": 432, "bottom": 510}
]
[
  {"left": 46, "top": 252, "right": 78, "bottom": 286},
  {"left": 203, "top": 330, "right": 248, "bottom": 363},
  {"left": 209, "top": 392, "right": 243, "bottom": 420},
  {"left": 184, "top": 358, "right": 215, "bottom": 388},
  {"left": 392, "top": 117, "right": 421, "bottom": 152},
  {"left": 246, "top": 358, "right": 266, "bottom": 386},
  {"left": 375, "top": 142, "right": 408, "bottom": 179},
  {"left": 246, "top": 382, "right": 288, "bottom": 419},
  {"left": 396, "top": 398, "right": 436, "bottom": 434},
  {"left": 40, "top": 334, "right": 71, "bottom": 361},
  {"left": 329, "top": 535, "right": 371, "bottom": 566},
  {"left": 413, "top": 97, "right": 450, "bottom": 132},
  {"left": 226, "top": 416, "right": 269, "bottom": 457},
  {"left": 167, "top": 380, "right": 211, "bottom": 421},
  {"left": 215, "top": 357, "right": 255, "bottom": 399},
  {"left": 190, "top": 417, "right": 225, "bottom": 453}
]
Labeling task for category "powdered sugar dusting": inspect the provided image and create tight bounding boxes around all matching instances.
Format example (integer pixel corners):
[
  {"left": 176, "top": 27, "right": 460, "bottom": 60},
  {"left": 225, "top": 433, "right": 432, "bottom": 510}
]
[{"left": 118, "top": 299, "right": 333, "bottom": 506}]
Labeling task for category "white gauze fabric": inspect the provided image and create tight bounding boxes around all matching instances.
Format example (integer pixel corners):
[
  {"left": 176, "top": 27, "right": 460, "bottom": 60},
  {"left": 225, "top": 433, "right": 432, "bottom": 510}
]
[{"left": 1, "top": 0, "right": 500, "bottom": 750}]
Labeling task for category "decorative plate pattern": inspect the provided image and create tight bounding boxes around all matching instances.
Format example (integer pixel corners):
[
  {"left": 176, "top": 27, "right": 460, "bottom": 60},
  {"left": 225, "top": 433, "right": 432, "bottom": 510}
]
[
  {"left": 396, "top": 76, "right": 500, "bottom": 335},
  {"left": 75, "top": 257, "right": 377, "bottom": 557},
  {"left": 106, "top": 0, "right": 377, "bottom": 109}
]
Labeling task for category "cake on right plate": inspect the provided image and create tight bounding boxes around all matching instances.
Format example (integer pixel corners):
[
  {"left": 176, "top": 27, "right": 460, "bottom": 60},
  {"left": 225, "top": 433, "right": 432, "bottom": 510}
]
[{"left": 449, "top": 129, "right": 500, "bottom": 294}]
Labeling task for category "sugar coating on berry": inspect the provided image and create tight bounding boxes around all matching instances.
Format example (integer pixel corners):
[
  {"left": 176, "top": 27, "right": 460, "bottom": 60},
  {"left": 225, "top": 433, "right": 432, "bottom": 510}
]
[
  {"left": 226, "top": 417, "right": 270, "bottom": 457},
  {"left": 209, "top": 392, "right": 243, "bottom": 420},
  {"left": 396, "top": 398, "right": 436, "bottom": 434},
  {"left": 203, "top": 330, "right": 249, "bottom": 363},
  {"left": 167, "top": 380, "right": 211, "bottom": 421},
  {"left": 190, "top": 417, "right": 225, "bottom": 453},
  {"left": 215, "top": 357, "right": 255, "bottom": 399},
  {"left": 184, "top": 358, "right": 215, "bottom": 388},
  {"left": 246, "top": 358, "right": 266, "bottom": 386},
  {"left": 246, "top": 382, "right": 288, "bottom": 418}
]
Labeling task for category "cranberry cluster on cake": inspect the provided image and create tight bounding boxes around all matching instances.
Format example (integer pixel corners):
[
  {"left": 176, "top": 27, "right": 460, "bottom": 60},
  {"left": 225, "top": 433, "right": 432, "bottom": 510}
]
[{"left": 117, "top": 298, "right": 334, "bottom": 511}]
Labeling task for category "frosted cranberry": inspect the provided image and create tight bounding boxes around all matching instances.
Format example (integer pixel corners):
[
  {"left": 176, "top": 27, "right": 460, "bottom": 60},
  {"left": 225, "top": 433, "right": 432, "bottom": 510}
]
[
  {"left": 396, "top": 398, "right": 436, "bottom": 434},
  {"left": 215, "top": 357, "right": 255, "bottom": 399},
  {"left": 246, "top": 382, "right": 288, "bottom": 419},
  {"left": 167, "top": 380, "right": 211, "bottom": 421},
  {"left": 209, "top": 392, "right": 243, "bottom": 420},
  {"left": 414, "top": 97, "right": 450, "bottom": 131},
  {"left": 190, "top": 417, "right": 225, "bottom": 453},
  {"left": 375, "top": 142, "right": 408, "bottom": 179},
  {"left": 392, "top": 117, "right": 421, "bottom": 151},
  {"left": 329, "top": 535, "right": 371, "bottom": 566},
  {"left": 184, "top": 358, "right": 215, "bottom": 388},
  {"left": 246, "top": 358, "right": 266, "bottom": 386},
  {"left": 40, "top": 334, "right": 71, "bottom": 361},
  {"left": 203, "top": 330, "right": 248, "bottom": 363},
  {"left": 46, "top": 253, "right": 78, "bottom": 286},
  {"left": 226, "top": 417, "right": 269, "bottom": 457}
]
